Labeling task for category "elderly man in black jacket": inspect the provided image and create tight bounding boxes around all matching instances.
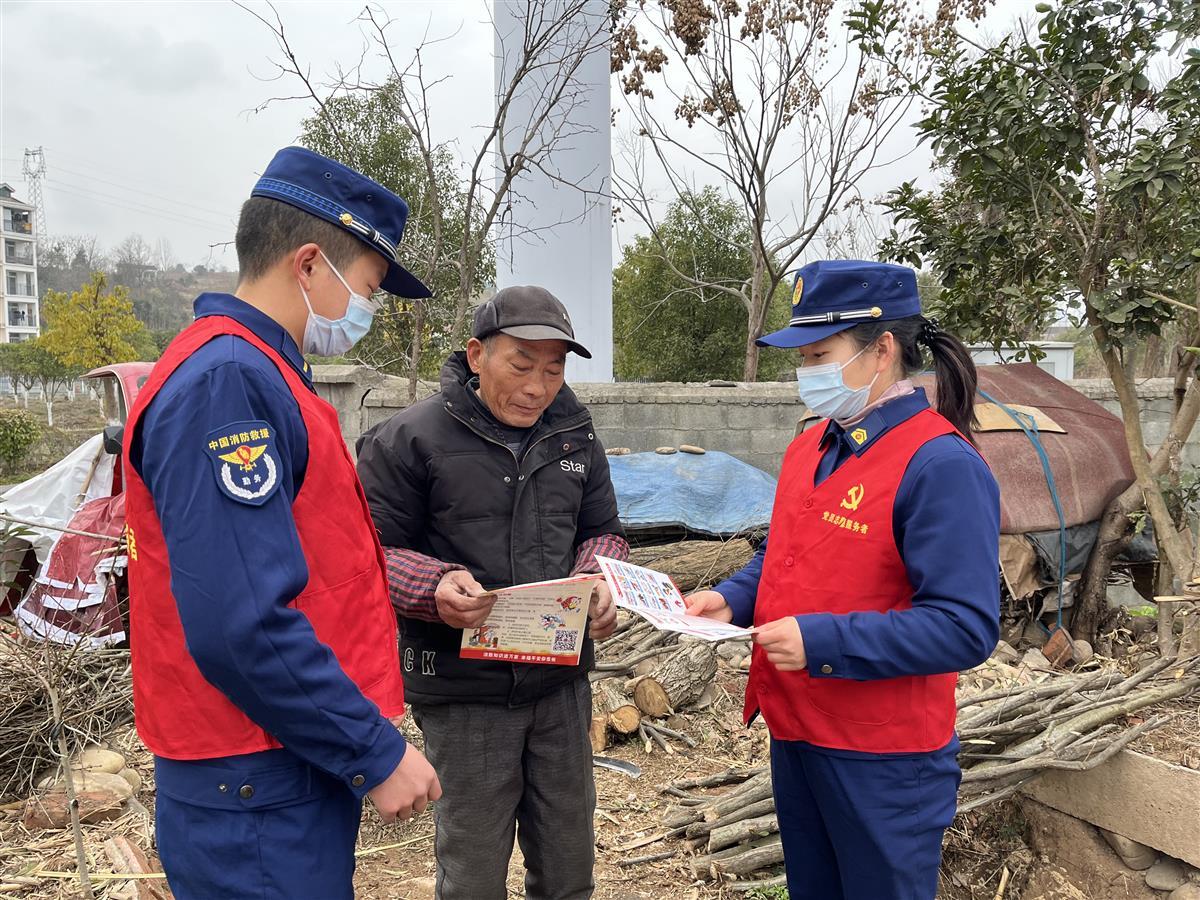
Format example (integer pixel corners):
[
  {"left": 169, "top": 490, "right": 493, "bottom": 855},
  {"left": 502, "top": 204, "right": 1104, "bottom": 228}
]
[{"left": 356, "top": 285, "right": 628, "bottom": 900}]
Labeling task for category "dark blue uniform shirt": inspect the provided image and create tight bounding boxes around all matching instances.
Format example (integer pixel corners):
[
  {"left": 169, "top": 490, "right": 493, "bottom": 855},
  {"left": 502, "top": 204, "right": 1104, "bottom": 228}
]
[
  {"left": 716, "top": 389, "right": 1000, "bottom": 753},
  {"left": 129, "top": 293, "right": 406, "bottom": 798}
]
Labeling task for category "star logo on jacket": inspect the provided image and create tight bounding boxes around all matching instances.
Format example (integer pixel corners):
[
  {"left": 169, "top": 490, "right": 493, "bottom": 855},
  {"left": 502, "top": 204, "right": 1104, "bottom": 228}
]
[
  {"left": 205, "top": 420, "right": 281, "bottom": 506},
  {"left": 839, "top": 483, "right": 865, "bottom": 512},
  {"left": 850, "top": 427, "right": 868, "bottom": 446}
]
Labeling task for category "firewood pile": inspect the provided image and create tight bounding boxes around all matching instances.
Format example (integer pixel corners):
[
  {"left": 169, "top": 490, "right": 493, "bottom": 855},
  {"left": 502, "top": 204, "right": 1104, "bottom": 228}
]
[
  {"left": 590, "top": 539, "right": 755, "bottom": 754},
  {"left": 0, "top": 625, "right": 133, "bottom": 803},
  {"left": 640, "top": 652, "right": 1200, "bottom": 889}
]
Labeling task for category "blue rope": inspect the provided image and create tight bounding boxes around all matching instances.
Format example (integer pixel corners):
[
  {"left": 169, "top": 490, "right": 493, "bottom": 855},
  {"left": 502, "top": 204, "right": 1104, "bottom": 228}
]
[{"left": 978, "top": 389, "right": 1068, "bottom": 632}]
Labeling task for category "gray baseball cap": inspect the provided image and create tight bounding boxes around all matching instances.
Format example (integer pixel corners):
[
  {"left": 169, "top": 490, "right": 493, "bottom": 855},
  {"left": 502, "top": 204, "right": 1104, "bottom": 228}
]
[{"left": 472, "top": 286, "right": 592, "bottom": 359}]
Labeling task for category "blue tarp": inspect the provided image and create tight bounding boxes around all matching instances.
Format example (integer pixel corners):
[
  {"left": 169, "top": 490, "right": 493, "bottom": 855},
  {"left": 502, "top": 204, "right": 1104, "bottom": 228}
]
[{"left": 608, "top": 450, "right": 776, "bottom": 536}]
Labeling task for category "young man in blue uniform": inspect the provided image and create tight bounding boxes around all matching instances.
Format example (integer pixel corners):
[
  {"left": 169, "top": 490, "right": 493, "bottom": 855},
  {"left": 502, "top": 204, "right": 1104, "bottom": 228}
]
[
  {"left": 124, "top": 147, "right": 441, "bottom": 899},
  {"left": 687, "top": 260, "right": 1000, "bottom": 900}
]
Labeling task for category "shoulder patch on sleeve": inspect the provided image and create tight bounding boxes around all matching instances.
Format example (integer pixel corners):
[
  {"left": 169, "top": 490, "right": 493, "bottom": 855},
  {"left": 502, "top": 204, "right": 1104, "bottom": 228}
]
[{"left": 205, "top": 420, "right": 282, "bottom": 506}]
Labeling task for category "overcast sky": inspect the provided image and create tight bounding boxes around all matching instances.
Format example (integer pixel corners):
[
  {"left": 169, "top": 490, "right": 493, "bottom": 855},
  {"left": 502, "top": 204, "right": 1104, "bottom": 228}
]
[
  {"left": 0, "top": 0, "right": 498, "bottom": 268},
  {"left": 1, "top": 0, "right": 1037, "bottom": 270}
]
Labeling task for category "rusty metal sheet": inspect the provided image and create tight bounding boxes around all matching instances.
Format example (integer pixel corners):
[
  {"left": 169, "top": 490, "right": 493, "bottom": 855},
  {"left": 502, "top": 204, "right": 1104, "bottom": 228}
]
[{"left": 915, "top": 364, "right": 1135, "bottom": 534}]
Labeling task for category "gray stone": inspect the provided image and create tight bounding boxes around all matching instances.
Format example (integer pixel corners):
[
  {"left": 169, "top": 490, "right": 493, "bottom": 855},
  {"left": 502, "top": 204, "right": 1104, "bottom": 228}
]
[
  {"left": 1071, "top": 639, "right": 1094, "bottom": 665},
  {"left": 1147, "top": 858, "right": 1189, "bottom": 892},
  {"left": 992, "top": 639, "right": 1021, "bottom": 664},
  {"left": 1022, "top": 648, "right": 1053, "bottom": 671},
  {"left": 1099, "top": 829, "right": 1158, "bottom": 870},
  {"left": 1169, "top": 886, "right": 1200, "bottom": 900},
  {"left": 1107, "top": 581, "right": 1148, "bottom": 609},
  {"left": 1023, "top": 619, "right": 1050, "bottom": 648},
  {"left": 1001, "top": 620, "right": 1025, "bottom": 646}
]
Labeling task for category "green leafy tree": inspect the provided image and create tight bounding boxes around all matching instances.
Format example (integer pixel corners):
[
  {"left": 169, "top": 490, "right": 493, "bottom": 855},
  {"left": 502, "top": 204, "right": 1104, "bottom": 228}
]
[
  {"left": 614, "top": 189, "right": 792, "bottom": 382},
  {"left": 13, "top": 339, "right": 84, "bottom": 427},
  {"left": 301, "top": 77, "right": 495, "bottom": 384},
  {"left": 0, "top": 344, "right": 36, "bottom": 406},
  {"left": 870, "top": 0, "right": 1200, "bottom": 638},
  {"left": 0, "top": 408, "right": 41, "bottom": 473},
  {"left": 41, "top": 273, "right": 148, "bottom": 371}
]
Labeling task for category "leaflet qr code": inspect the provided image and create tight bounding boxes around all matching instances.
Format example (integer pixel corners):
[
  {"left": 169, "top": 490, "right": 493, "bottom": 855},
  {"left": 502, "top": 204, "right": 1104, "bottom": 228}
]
[{"left": 552, "top": 629, "right": 579, "bottom": 653}]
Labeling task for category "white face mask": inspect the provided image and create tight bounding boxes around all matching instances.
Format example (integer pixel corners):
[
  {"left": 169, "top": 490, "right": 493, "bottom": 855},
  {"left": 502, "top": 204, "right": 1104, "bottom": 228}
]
[
  {"left": 297, "top": 250, "right": 379, "bottom": 357},
  {"left": 794, "top": 343, "right": 879, "bottom": 423}
]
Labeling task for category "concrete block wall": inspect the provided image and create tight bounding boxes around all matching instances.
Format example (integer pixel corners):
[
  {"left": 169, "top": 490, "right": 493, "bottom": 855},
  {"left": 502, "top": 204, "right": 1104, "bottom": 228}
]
[{"left": 314, "top": 367, "right": 1199, "bottom": 476}]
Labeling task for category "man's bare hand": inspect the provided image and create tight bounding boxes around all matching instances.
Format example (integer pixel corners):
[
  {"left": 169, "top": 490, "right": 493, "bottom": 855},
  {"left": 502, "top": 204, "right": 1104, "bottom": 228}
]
[
  {"left": 435, "top": 570, "right": 494, "bottom": 629},
  {"left": 588, "top": 580, "right": 618, "bottom": 640},
  {"left": 367, "top": 745, "right": 442, "bottom": 824}
]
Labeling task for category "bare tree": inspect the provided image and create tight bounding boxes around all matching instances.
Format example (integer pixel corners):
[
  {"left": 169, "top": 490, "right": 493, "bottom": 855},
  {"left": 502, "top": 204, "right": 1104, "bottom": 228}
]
[
  {"left": 240, "top": 1, "right": 608, "bottom": 394},
  {"left": 112, "top": 234, "right": 155, "bottom": 269},
  {"left": 611, "top": 0, "right": 980, "bottom": 380}
]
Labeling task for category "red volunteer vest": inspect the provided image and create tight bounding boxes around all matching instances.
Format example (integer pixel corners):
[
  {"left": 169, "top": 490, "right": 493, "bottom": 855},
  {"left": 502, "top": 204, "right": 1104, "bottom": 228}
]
[
  {"left": 124, "top": 315, "right": 404, "bottom": 759},
  {"left": 745, "top": 407, "right": 961, "bottom": 753}
]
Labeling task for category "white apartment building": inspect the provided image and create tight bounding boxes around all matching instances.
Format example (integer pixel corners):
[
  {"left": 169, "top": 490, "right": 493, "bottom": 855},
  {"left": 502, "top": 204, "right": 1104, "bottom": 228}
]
[{"left": 0, "top": 183, "right": 40, "bottom": 343}]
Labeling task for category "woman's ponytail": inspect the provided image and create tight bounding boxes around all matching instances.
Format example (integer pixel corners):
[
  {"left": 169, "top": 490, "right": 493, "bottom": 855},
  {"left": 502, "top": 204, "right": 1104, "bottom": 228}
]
[
  {"left": 846, "top": 315, "right": 980, "bottom": 444},
  {"left": 919, "top": 318, "right": 979, "bottom": 444}
]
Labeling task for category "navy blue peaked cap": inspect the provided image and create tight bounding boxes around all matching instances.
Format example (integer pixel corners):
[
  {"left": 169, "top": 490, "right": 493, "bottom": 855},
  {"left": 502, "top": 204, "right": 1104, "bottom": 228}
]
[
  {"left": 251, "top": 146, "right": 431, "bottom": 299},
  {"left": 757, "top": 260, "right": 921, "bottom": 348}
]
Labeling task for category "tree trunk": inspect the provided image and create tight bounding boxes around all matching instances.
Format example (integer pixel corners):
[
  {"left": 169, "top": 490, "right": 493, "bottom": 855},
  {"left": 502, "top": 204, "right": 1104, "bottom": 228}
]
[
  {"left": 1074, "top": 483, "right": 1137, "bottom": 642},
  {"left": 741, "top": 246, "right": 770, "bottom": 382},
  {"left": 407, "top": 298, "right": 425, "bottom": 404},
  {"left": 1089, "top": 318, "right": 1195, "bottom": 589}
]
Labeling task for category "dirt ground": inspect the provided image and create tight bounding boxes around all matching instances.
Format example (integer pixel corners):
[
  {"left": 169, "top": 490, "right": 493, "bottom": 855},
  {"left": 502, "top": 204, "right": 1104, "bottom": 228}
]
[{"left": 2, "top": 666, "right": 1047, "bottom": 900}]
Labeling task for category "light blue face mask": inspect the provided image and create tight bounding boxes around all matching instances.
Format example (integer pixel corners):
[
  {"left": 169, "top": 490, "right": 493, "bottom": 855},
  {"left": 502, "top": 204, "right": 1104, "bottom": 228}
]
[
  {"left": 298, "top": 250, "right": 379, "bottom": 357},
  {"left": 794, "top": 343, "right": 879, "bottom": 422}
]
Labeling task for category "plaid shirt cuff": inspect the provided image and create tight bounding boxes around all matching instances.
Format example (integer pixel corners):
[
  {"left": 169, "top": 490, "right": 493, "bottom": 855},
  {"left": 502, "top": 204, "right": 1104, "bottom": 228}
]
[
  {"left": 571, "top": 534, "right": 630, "bottom": 575},
  {"left": 383, "top": 548, "right": 465, "bottom": 623}
]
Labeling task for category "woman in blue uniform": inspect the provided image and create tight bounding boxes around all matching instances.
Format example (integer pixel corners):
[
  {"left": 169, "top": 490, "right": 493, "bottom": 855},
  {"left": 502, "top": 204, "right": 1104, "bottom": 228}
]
[{"left": 687, "top": 260, "right": 1000, "bottom": 900}]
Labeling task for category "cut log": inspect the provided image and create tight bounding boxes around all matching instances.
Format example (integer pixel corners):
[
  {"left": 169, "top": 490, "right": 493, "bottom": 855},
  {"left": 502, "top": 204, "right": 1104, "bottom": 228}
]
[
  {"left": 631, "top": 641, "right": 718, "bottom": 715},
  {"left": 710, "top": 836, "right": 786, "bottom": 878},
  {"left": 664, "top": 766, "right": 766, "bottom": 794},
  {"left": 597, "top": 682, "right": 641, "bottom": 735},
  {"left": 689, "top": 834, "right": 784, "bottom": 880},
  {"left": 663, "top": 771, "right": 773, "bottom": 829},
  {"left": 685, "top": 798, "right": 777, "bottom": 839},
  {"left": 629, "top": 676, "right": 672, "bottom": 718},
  {"left": 589, "top": 715, "right": 609, "bottom": 754},
  {"left": 703, "top": 773, "right": 774, "bottom": 821},
  {"left": 708, "top": 812, "right": 780, "bottom": 852},
  {"left": 628, "top": 539, "right": 756, "bottom": 593}
]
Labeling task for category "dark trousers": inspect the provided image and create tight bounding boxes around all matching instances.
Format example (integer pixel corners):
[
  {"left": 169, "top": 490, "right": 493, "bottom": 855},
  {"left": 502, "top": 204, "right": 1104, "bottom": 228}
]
[
  {"left": 771, "top": 737, "right": 961, "bottom": 900},
  {"left": 155, "top": 752, "right": 361, "bottom": 899},
  {"left": 412, "top": 677, "right": 596, "bottom": 900}
]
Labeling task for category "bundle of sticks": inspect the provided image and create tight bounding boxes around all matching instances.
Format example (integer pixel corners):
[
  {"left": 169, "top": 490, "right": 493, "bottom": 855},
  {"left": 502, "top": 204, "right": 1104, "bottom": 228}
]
[
  {"left": 0, "top": 626, "right": 133, "bottom": 802},
  {"left": 645, "top": 654, "right": 1200, "bottom": 887}
]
